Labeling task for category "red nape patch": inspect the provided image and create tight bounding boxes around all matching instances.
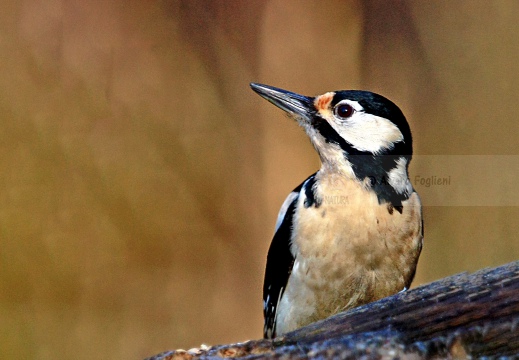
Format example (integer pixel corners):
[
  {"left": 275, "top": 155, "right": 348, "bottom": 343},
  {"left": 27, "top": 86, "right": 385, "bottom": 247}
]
[{"left": 314, "top": 92, "right": 334, "bottom": 112}]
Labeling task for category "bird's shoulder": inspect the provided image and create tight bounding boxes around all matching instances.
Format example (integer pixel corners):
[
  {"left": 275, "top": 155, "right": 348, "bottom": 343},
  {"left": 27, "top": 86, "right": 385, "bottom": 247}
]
[{"left": 263, "top": 173, "right": 316, "bottom": 338}]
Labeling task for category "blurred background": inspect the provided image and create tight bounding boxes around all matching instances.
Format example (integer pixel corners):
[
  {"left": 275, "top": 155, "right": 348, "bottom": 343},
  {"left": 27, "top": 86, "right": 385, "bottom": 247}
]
[{"left": 1, "top": 0, "right": 518, "bottom": 359}]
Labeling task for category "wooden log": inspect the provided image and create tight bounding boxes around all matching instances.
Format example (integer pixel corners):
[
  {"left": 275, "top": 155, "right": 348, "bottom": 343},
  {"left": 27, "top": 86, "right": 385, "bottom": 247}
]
[{"left": 145, "top": 261, "right": 519, "bottom": 359}]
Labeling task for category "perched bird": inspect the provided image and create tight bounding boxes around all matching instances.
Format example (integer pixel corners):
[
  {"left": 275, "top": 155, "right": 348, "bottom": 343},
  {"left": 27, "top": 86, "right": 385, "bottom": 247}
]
[{"left": 250, "top": 83, "right": 423, "bottom": 339}]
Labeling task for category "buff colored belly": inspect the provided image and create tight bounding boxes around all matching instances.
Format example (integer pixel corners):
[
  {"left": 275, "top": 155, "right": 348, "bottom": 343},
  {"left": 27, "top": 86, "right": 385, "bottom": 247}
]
[{"left": 274, "top": 180, "right": 422, "bottom": 336}]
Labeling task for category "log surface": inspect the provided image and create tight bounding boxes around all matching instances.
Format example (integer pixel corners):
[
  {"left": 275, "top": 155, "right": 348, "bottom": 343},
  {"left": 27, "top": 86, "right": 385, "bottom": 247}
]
[{"left": 146, "top": 261, "right": 519, "bottom": 359}]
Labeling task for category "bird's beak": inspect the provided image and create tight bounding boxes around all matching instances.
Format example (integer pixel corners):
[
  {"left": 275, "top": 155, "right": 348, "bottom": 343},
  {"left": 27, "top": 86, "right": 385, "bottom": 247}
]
[{"left": 250, "top": 83, "right": 313, "bottom": 119}]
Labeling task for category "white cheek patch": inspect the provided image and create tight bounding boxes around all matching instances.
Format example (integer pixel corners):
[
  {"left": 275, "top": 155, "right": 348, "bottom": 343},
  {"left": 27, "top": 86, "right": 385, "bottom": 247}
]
[
  {"left": 388, "top": 157, "right": 413, "bottom": 195},
  {"left": 332, "top": 112, "right": 404, "bottom": 154}
]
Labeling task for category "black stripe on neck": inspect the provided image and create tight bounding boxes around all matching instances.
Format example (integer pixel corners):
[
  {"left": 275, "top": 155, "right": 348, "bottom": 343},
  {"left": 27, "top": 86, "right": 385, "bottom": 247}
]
[
  {"left": 303, "top": 175, "right": 321, "bottom": 208},
  {"left": 347, "top": 151, "right": 411, "bottom": 208},
  {"left": 313, "top": 119, "right": 411, "bottom": 207}
]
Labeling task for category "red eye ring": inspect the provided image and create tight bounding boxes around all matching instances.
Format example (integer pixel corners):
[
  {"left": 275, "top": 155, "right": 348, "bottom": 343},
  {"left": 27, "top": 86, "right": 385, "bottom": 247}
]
[{"left": 334, "top": 103, "right": 354, "bottom": 119}]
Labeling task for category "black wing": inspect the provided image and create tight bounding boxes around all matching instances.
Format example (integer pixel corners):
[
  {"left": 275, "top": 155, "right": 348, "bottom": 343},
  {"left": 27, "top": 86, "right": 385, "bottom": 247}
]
[{"left": 263, "top": 174, "right": 316, "bottom": 339}]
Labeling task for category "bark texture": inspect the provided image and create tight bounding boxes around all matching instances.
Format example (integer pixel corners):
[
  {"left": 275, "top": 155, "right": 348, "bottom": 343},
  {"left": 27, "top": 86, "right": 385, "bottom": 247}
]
[{"left": 146, "top": 261, "right": 519, "bottom": 359}]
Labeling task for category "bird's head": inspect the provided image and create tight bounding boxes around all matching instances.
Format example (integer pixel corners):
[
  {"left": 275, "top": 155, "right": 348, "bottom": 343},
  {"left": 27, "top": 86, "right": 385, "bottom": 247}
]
[{"left": 251, "top": 83, "right": 414, "bottom": 204}]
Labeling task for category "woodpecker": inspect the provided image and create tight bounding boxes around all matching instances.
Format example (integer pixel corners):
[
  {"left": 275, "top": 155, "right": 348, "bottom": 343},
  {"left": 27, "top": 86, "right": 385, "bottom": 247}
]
[{"left": 250, "top": 83, "right": 423, "bottom": 339}]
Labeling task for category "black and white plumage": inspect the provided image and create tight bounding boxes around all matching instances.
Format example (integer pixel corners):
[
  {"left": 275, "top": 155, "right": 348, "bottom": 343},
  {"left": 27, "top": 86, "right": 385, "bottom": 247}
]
[{"left": 251, "top": 83, "right": 423, "bottom": 339}]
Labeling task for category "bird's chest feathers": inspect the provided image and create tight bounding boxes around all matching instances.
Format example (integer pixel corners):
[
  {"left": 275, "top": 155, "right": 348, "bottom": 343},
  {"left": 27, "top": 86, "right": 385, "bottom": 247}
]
[{"left": 291, "top": 175, "right": 420, "bottom": 276}]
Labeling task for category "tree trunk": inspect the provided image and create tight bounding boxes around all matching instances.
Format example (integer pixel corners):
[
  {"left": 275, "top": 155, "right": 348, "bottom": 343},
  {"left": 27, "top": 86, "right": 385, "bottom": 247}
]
[{"left": 146, "top": 261, "right": 519, "bottom": 359}]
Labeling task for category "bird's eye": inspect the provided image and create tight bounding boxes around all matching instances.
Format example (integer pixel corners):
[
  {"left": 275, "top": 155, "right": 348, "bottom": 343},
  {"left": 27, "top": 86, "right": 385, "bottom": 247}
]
[{"left": 334, "top": 103, "right": 354, "bottom": 119}]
